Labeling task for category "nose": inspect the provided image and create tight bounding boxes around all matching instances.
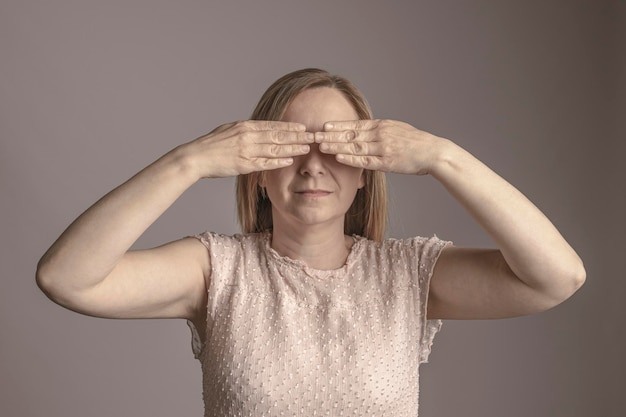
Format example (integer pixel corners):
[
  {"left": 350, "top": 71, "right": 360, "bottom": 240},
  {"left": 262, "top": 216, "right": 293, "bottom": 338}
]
[{"left": 298, "top": 143, "right": 327, "bottom": 177}]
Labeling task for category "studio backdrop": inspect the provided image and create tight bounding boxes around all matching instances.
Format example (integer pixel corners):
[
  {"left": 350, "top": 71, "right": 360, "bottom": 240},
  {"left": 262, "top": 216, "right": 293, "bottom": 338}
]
[{"left": 1, "top": 1, "right": 623, "bottom": 416}]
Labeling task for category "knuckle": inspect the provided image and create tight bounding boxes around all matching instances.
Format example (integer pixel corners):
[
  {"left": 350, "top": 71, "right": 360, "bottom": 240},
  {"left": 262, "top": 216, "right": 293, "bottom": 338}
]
[
  {"left": 266, "top": 158, "right": 283, "bottom": 169},
  {"left": 241, "top": 131, "right": 253, "bottom": 142},
  {"left": 234, "top": 120, "right": 248, "bottom": 130},
  {"left": 210, "top": 122, "right": 235, "bottom": 136},
  {"left": 300, "top": 132, "right": 313, "bottom": 143},
  {"left": 257, "top": 158, "right": 269, "bottom": 168},
  {"left": 380, "top": 119, "right": 392, "bottom": 129},
  {"left": 273, "top": 130, "right": 285, "bottom": 143},
  {"left": 222, "top": 121, "right": 237, "bottom": 131},
  {"left": 269, "top": 144, "right": 281, "bottom": 156}
]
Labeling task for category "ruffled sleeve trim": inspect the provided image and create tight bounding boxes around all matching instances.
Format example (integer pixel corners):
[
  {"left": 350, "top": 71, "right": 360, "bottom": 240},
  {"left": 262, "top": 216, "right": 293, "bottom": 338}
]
[
  {"left": 414, "top": 235, "right": 452, "bottom": 364},
  {"left": 183, "top": 231, "right": 219, "bottom": 361},
  {"left": 187, "top": 319, "right": 204, "bottom": 360}
]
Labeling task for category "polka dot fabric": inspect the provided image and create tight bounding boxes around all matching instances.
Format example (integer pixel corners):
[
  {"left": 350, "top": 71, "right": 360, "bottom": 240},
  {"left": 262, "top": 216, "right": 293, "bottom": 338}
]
[{"left": 187, "top": 232, "right": 450, "bottom": 417}]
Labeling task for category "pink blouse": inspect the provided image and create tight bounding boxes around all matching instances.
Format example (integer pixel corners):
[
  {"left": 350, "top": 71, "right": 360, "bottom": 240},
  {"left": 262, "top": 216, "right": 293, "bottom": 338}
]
[{"left": 188, "top": 231, "right": 450, "bottom": 417}]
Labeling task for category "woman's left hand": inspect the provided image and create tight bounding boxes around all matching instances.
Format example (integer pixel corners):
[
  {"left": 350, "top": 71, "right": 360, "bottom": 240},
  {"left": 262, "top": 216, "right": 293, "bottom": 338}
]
[{"left": 315, "top": 119, "right": 446, "bottom": 175}]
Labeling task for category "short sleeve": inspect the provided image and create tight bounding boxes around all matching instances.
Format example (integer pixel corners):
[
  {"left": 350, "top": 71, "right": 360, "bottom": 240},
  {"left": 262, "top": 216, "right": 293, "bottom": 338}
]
[
  {"left": 410, "top": 236, "right": 452, "bottom": 364},
  {"left": 185, "top": 231, "right": 240, "bottom": 360}
]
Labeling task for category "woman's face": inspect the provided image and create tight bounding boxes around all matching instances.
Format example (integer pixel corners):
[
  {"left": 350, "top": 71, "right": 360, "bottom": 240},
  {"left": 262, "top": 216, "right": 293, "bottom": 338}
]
[{"left": 260, "top": 87, "right": 365, "bottom": 231}]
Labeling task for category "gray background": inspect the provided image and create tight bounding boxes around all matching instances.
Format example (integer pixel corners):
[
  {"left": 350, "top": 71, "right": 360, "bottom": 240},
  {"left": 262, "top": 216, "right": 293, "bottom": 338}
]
[{"left": 1, "top": 1, "right": 624, "bottom": 416}]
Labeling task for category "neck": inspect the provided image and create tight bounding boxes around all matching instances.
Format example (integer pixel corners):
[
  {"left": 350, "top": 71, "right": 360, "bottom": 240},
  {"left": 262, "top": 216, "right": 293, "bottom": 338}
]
[{"left": 270, "top": 222, "right": 353, "bottom": 270}]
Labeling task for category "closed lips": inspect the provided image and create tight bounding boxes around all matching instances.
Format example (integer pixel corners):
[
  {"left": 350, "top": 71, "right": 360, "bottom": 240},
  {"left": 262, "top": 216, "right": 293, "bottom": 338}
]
[{"left": 296, "top": 189, "right": 331, "bottom": 195}]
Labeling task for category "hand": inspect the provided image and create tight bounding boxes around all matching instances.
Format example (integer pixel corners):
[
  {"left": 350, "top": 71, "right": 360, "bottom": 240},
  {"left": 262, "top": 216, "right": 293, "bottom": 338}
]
[
  {"left": 182, "top": 120, "right": 314, "bottom": 179},
  {"left": 315, "top": 119, "right": 446, "bottom": 175}
]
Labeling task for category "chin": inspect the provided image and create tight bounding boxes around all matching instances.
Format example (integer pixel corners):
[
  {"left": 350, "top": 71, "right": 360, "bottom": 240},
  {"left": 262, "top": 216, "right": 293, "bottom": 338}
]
[{"left": 290, "top": 212, "right": 345, "bottom": 228}]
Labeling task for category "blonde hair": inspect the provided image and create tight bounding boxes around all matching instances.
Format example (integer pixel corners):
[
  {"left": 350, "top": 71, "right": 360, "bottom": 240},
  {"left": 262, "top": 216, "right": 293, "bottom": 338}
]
[{"left": 236, "top": 68, "right": 388, "bottom": 242}]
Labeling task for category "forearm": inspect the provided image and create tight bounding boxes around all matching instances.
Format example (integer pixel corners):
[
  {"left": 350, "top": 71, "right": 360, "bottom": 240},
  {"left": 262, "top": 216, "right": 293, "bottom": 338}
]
[
  {"left": 430, "top": 139, "right": 585, "bottom": 298},
  {"left": 37, "top": 145, "right": 198, "bottom": 292}
]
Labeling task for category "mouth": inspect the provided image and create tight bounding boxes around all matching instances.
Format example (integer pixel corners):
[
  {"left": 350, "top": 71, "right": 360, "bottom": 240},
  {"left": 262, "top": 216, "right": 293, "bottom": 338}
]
[{"left": 295, "top": 189, "right": 332, "bottom": 197}]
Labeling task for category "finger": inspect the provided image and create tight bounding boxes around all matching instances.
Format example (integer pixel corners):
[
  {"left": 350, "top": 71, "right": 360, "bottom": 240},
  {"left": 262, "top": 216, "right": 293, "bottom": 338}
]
[
  {"left": 314, "top": 129, "right": 375, "bottom": 144},
  {"left": 248, "top": 120, "right": 307, "bottom": 132},
  {"left": 319, "top": 141, "right": 382, "bottom": 156},
  {"left": 335, "top": 154, "right": 384, "bottom": 170},
  {"left": 253, "top": 143, "right": 311, "bottom": 158},
  {"left": 323, "top": 120, "right": 377, "bottom": 131},
  {"left": 267, "top": 130, "right": 315, "bottom": 145},
  {"left": 245, "top": 130, "right": 313, "bottom": 145},
  {"left": 255, "top": 157, "right": 295, "bottom": 171}
]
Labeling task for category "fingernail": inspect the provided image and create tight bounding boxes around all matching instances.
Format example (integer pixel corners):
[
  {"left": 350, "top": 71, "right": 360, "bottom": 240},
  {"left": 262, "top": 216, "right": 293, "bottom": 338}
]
[
  {"left": 325, "top": 123, "right": 334, "bottom": 130},
  {"left": 306, "top": 132, "right": 314, "bottom": 141},
  {"left": 319, "top": 143, "right": 329, "bottom": 151},
  {"left": 301, "top": 145, "right": 310, "bottom": 152},
  {"left": 315, "top": 132, "right": 324, "bottom": 142}
]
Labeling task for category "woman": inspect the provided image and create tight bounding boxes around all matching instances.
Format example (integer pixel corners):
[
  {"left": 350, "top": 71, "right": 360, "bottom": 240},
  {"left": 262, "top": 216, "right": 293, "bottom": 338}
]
[{"left": 36, "top": 68, "right": 585, "bottom": 416}]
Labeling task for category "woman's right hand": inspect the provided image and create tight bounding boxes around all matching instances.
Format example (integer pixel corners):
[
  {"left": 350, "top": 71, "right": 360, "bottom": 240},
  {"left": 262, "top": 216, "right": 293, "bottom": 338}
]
[{"left": 181, "top": 120, "right": 314, "bottom": 179}]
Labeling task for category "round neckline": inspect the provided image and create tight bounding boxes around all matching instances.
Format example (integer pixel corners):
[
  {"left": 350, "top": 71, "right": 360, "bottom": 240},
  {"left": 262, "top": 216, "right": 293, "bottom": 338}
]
[{"left": 261, "top": 231, "right": 364, "bottom": 279}]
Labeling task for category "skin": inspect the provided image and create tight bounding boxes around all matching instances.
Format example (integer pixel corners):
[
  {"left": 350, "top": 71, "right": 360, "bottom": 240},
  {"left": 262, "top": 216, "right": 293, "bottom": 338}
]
[
  {"left": 260, "top": 88, "right": 365, "bottom": 270},
  {"left": 315, "top": 99, "right": 586, "bottom": 319},
  {"left": 35, "top": 120, "right": 313, "bottom": 322},
  {"left": 36, "top": 87, "right": 585, "bottom": 329}
]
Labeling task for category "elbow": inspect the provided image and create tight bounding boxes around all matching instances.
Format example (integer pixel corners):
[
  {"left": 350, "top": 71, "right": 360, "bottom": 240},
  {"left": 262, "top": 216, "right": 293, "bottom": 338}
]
[
  {"left": 569, "top": 258, "right": 586, "bottom": 295},
  {"left": 36, "top": 256, "right": 59, "bottom": 300},
  {"left": 520, "top": 255, "right": 587, "bottom": 315},
  {"left": 36, "top": 256, "right": 50, "bottom": 292},
  {"left": 563, "top": 254, "right": 586, "bottom": 295},
  {"left": 543, "top": 258, "right": 587, "bottom": 310},
  {"left": 36, "top": 256, "right": 74, "bottom": 306},
  {"left": 572, "top": 260, "right": 587, "bottom": 294},
  {"left": 36, "top": 255, "right": 105, "bottom": 315}
]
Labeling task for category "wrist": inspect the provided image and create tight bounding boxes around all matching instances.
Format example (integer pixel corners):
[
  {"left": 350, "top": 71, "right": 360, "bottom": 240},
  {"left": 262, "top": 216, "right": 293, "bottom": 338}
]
[
  {"left": 160, "top": 144, "right": 203, "bottom": 185},
  {"left": 428, "top": 138, "right": 469, "bottom": 179}
]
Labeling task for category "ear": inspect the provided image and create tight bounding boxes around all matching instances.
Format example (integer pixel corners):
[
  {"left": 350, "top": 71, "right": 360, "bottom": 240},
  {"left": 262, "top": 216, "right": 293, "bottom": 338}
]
[
  {"left": 258, "top": 171, "right": 267, "bottom": 188},
  {"left": 358, "top": 170, "right": 366, "bottom": 189}
]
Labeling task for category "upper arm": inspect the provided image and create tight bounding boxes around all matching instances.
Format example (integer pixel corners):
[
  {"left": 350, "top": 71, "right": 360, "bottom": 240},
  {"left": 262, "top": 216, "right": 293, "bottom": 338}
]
[
  {"left": 47, "top": 237, "right": 210, "bottom": 320},
  {"left": 427, "top": 246, "right": 563, "bottom": 320}
]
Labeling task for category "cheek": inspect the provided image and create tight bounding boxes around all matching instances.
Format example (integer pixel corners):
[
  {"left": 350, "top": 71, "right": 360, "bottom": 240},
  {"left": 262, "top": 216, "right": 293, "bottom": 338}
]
[
  {"left": 261, "top": 167, "right": 284, "bottom": 186},
  {"left": 262, "top": 167, "right": 293, "bottom": 195},
  {"left": 340, "top": 166, "right": 365, "bottom": 189}
]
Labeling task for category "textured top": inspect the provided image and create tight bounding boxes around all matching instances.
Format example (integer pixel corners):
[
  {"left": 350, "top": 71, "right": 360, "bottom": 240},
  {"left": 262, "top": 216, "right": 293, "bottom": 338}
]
[{"left": 187, "top": 231, "right": 451, "bottom": 417}]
